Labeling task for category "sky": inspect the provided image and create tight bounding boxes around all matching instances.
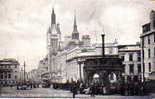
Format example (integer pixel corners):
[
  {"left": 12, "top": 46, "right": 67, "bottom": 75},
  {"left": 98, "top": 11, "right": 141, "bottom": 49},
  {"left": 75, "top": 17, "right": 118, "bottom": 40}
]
[{"left": 0, "top": 0, "right": 155, "bottom": 72}]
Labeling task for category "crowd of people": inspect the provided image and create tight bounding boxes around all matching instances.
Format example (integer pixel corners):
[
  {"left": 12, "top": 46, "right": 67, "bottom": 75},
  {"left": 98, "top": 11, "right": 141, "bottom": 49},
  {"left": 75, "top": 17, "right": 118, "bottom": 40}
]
[
  {"left": 68, "top": 79, "right": 147, "bottom": 98},
  {"left": 69, "top": 80, "right": 112, "bottom": 98}
]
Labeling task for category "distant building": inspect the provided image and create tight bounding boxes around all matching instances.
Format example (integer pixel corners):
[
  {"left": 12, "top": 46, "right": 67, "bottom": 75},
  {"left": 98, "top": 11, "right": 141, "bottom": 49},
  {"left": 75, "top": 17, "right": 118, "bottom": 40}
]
[
  {"left": 28, "top": 69, "right": 39, "bottom": 83},
  {"left": 47, "top": 8, "right": 62, "bottom": 73},
  {"left": 118, "top": 44, "right": 141, "bottom": 81},
  {"left": 92, "top": 41, "right": 118, "bottom": 55},
  {"left": 140, "top": 10, "right": 155, "bottom": 79},
  {"left": 0, "top": 58, "right": 20, "bottom": 86},
  {"left": 38, "top": 58, "right": 48, "bottom": 73},
  {"left": 19, "top": 67, "right": 28, "bottom": 83},
  {"left": 81, "top": 35, "right": 91, "bottom": 47}
]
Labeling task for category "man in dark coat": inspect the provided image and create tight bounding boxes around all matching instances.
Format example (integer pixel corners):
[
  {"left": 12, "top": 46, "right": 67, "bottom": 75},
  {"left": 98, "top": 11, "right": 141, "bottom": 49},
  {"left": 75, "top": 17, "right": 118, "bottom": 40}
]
[
  {"left": 72, "top": 83, "right": 77, "bottom": 98},
  {"left": 90, "top": 83, "right": 95, "bottom": 97}
]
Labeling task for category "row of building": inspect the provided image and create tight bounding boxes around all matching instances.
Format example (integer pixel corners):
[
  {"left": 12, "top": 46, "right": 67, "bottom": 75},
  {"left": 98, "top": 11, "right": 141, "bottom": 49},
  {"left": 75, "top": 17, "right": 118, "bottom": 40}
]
[
  {"left": 27, "top": 9, "right": 155, "bottom": 85},
  {"left": 27, "top": 8, "right": 146, "bottom": 84}
]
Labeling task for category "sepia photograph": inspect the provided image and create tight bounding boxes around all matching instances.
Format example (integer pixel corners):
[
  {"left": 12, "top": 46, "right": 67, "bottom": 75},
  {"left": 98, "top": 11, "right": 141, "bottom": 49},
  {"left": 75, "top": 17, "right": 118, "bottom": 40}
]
[{"left": 0, "top": 0, "right": 155, "bottom": 98}]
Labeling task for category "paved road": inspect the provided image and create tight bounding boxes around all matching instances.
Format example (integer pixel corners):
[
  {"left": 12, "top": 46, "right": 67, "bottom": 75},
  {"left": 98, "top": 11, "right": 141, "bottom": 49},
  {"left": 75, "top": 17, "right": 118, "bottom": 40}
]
[
  {"left": 0, "top": 87, "right": 72, "bottom": 98},
  {"left": 0, "top": 87, "right": 151, "bottom": 98}
]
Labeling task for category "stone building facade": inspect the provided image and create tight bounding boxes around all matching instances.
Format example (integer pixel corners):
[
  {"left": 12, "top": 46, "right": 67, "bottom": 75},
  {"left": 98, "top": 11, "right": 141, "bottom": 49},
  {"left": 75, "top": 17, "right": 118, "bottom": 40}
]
[
  {"left": 140, "top": 10, "right": 155, "bottom": 79},
  {"left": 0, "top": 58, "right": 20, "bottom": 86},
  {"left": 47, "top": 8, "right": 62, "bottom": 73},
  {"left": 118, "top": 44, "right": 141, "bottom": 80},
  {"left": 28, "top": 69, "right": 40, "bottom": 83}
]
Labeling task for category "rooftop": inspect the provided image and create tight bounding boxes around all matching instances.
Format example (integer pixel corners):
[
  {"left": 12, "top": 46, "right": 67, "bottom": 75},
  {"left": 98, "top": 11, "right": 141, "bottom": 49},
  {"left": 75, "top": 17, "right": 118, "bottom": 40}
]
[{"left": 0, "top": 58, "right": 19, "bottom": 65}]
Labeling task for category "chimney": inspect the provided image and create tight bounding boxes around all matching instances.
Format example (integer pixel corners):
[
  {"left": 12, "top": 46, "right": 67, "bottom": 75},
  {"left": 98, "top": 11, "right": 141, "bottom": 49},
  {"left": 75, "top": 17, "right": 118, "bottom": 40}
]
[{"left": 101, "top": 34, "right": 105, "bottom": 57}]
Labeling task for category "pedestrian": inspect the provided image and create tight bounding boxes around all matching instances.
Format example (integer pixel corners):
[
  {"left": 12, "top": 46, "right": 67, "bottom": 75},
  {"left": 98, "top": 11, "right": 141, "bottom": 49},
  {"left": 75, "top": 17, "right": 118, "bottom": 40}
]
[
  {"left": 72, "top": 83, "right": 77, "bottom": 98},
  {"left": 90, "top": 83, "right": 95, "bottom": 97},
  {"left": 30, "top": 83, "right": 33, "bottom": 89},
  {"left": 79, "top": 82, "right": 84, "bottom": 94}
]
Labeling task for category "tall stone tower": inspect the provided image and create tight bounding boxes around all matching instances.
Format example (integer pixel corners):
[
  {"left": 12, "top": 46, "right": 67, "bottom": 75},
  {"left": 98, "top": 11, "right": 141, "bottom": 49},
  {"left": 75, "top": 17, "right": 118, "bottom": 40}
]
[
  {"left": 47, "top": 8, "right": 61, "bottom": 73},
  {"left": 72, "top": 13, "right": 79, "bottom": 40}
]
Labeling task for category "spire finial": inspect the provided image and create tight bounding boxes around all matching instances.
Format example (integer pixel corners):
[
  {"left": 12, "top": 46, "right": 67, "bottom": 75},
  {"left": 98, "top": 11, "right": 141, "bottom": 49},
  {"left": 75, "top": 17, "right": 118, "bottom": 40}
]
[
  {"left": 73, "top": 10, "right": 77, "bottom": 31},
  {"left": 74, "top": 10, "right": 77, "bottom": 27},
  {"left": 52, "top": 7, "right": 55, "bottom": 14},
  {"left": 51, "top": 7, "right": 56, "bottom": 25},
  {"left": 72, "top": 10, "right": 79, "bottom": 40}
]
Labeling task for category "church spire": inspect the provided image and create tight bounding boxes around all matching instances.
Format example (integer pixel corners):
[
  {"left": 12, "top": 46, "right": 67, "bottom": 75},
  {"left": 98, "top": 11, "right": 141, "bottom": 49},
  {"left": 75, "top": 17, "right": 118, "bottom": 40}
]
[
  {"left": 74, "top": 13, "right": 77, "bottom": 28},
  {"left": 73, "top": 12, "right": 78, "bottom": 33},
  {"left": 72, "top": 11, "right": 79, "bottom": 40},
  {"left": 51, "top": 8, "right": 56, "bottom": 25}
]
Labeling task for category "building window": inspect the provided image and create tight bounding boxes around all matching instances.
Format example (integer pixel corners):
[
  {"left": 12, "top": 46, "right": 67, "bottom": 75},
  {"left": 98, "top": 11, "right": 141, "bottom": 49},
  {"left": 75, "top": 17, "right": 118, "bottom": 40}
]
[
  {"left": 1, "top": 65, "right": 3, "bottom": 69},
  {"left": 15, "top": 65, "right": 17, "bottom": 68},
  {"left": 1, "top": 74, "right": 3, "bottom": 79},
  {"left": 148, "top": 35, "right": 150, "bottom": 44},
  {"left": 138, "top": 64, "right": 141, "bottom": 73},
  {"left": 137, "top": 52, "right": 141, "bottom": 61},
  {"left": 138, "top": 56, "right": 141, "bottom": 61},
  {"left": 5, "top": 75, "right": 7, "bottom": 79},
  {"left": 154, "top": 33, "right": 155, "bottom": 43},
  {"left": 154, "top": 47, "right": 155, "bottom": 57},
  {"left": 143, "top": 50, "right": 145, "bottom": 60},
  {"left": 149, "top": 63, "right": 151, "bottom": 72},
  {"left": 8, "top": 74, "right": 11, "bottom": 78},
  {"left": 15, "top": 75, "right": 17, "bottom": 79},
  {"left": 129, "top": 64, "right": 134, "bottom": 73},
  {"left": 109, "top": 48, "right": 113, "bottom": 54},
  {"left": 144, "top": 63, "right": 145, "bottom": 72},
  {"left": 148, "top": 49, "right": 151, "bottom": 58},
  {"left": 129, "top": 54, "right": 133, "bottom": 61},
  {"left": 121, "top": 56, "right": 124, "bottom": 61}
]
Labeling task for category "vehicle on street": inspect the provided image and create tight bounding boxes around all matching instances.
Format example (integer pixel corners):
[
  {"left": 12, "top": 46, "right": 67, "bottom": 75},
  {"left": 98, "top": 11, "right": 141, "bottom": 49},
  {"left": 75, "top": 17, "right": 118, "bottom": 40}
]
[{"left": 17, "top": 82, "right": 32, "bottom": 90}]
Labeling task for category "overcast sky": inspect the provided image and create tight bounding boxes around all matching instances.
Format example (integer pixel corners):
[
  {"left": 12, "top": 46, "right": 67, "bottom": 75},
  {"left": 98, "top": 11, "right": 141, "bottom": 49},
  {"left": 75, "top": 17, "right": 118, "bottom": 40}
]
[{"left": 0, "top": 0, "right": 155, "bottom": 72}]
